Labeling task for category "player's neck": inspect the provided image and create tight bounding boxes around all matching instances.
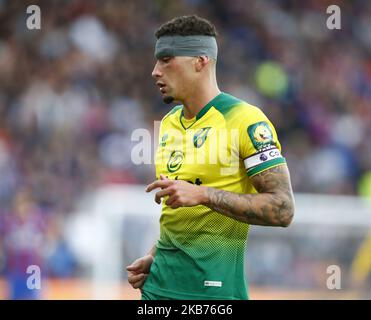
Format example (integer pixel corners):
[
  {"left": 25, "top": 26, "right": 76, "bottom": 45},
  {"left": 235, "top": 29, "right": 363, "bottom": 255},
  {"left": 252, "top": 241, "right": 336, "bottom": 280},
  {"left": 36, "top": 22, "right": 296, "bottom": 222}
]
[{"left": 182, "top": 84, "right": 221, "bottom": 119}]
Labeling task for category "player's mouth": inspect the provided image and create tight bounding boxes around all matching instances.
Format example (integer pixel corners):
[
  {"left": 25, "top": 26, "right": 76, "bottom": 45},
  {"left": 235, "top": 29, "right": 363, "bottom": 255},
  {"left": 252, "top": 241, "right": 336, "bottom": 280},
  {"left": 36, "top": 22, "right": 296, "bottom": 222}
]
[{"left": 156, "top": 82, "right": 167, "bottom": 93}]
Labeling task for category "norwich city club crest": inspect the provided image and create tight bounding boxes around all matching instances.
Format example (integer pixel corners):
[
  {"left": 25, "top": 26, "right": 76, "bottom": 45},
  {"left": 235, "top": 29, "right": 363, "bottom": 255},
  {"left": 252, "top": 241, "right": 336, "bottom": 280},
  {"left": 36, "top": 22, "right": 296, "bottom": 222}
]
[
  {"left": 247, "top": 121, "right": 274, "bottom": 150},
  {"left": 193, "top": 127, "right": 211, "bottom": 148},
  {"left": 167, "top": 150, "right": 184, "bottom": 173}
]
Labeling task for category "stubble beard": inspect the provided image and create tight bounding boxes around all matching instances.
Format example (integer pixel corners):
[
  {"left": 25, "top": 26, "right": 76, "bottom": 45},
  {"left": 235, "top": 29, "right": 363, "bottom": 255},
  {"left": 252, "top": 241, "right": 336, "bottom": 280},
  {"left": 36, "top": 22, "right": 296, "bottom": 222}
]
[{"left": 163, "top": 96, "right": 175, "bottom": 104}]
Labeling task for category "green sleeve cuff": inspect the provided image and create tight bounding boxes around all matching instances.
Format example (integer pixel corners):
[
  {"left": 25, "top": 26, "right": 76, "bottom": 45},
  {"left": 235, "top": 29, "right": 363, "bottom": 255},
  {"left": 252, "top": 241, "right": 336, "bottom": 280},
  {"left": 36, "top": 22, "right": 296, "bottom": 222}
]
[{"left": 246, "top": 157, "right": 286, "bottom": 178}]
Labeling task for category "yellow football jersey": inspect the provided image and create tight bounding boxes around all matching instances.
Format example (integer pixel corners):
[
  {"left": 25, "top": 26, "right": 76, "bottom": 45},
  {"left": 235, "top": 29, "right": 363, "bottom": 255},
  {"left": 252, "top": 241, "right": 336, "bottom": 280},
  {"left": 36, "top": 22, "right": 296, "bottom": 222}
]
[{"left": 143, "top": 92, "right": 286, "bottom": 299}]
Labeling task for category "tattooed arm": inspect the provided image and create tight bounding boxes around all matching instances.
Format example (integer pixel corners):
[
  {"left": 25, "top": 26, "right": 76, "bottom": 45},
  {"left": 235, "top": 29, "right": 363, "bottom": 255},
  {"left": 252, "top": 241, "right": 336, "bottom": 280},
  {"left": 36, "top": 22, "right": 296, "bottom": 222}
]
[
  {"left": 146, "top": 167, "right": 295, "bottom": 227},
  {"left": 203, "top": 164, "right": 295, "bottom": 227}
]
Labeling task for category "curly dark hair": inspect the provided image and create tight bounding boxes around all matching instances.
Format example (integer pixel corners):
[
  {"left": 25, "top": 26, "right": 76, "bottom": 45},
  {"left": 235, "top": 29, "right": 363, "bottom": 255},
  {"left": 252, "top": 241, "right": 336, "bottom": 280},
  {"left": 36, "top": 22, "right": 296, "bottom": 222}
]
[{"left": 155, "top": 15, "right": 217, "bottom": 39}]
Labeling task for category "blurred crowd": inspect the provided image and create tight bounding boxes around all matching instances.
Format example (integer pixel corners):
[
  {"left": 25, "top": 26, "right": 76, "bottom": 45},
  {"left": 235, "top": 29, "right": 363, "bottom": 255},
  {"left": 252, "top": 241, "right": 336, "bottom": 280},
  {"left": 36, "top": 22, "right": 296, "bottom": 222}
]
[{"left": 0, "top": 0, "right": 370, "bottom": 297}]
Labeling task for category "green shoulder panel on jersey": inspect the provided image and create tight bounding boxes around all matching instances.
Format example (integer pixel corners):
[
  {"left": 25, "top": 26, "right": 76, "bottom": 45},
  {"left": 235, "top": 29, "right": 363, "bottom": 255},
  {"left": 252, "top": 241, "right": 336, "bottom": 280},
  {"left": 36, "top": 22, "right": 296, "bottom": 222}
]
[
  {"left": 196, "top": 92, "right": 243, "bottom": 120},
  {"left": 162, "top": 105, "right": 183, "bottom": 121},
  {"left": 218, "top": 99, "right": 267, "bottom": 125}
]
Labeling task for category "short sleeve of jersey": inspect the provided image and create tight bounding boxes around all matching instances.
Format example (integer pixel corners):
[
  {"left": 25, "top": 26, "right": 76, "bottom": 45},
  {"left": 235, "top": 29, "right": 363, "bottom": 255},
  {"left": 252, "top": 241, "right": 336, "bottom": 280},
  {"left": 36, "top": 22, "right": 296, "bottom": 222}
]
[{"left": 236, "top": 105, "right": 286, "bottom": 178}]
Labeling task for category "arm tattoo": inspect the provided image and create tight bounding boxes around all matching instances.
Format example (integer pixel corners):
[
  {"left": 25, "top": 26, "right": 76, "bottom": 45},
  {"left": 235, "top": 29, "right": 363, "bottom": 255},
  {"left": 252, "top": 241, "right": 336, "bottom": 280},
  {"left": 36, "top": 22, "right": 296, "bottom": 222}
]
[{"left": 205, "top": 165, "right": 295, "bottom": 227}]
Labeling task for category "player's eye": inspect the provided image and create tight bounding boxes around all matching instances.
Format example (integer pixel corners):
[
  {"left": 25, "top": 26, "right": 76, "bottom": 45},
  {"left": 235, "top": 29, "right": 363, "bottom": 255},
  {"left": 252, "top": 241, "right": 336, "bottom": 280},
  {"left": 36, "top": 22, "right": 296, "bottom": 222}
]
[{"left": 161, "top": 57, "right": 172, "bottom": 63}]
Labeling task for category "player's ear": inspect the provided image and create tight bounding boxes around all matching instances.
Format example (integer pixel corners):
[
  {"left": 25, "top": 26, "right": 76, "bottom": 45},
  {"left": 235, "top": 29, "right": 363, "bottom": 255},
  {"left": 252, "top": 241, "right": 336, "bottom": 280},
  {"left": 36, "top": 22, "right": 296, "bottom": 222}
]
[{"left": 195, "top": 56, "right": 209, "bottom": 72}]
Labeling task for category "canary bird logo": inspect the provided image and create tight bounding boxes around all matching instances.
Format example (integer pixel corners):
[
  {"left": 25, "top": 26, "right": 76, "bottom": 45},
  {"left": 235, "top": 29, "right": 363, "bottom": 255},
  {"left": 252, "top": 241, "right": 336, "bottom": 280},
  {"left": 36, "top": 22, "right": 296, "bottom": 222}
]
[{"left": 193, "top": 127, "right": 211, "bottom": 148}]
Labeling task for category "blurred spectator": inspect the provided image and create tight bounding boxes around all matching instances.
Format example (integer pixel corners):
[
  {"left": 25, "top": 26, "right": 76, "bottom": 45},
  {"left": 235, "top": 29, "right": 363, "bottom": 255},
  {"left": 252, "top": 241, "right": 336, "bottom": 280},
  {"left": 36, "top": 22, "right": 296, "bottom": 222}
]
[{"left": 1, "top": 189, "right": 47, "bottom": 299}]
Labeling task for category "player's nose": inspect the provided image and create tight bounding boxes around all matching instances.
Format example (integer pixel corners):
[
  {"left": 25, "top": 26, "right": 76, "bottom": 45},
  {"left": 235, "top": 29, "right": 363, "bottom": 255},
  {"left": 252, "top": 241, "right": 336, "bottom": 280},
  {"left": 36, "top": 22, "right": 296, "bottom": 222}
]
[{"left": 152, "top": 61, "right": 162, "bottom": 78}]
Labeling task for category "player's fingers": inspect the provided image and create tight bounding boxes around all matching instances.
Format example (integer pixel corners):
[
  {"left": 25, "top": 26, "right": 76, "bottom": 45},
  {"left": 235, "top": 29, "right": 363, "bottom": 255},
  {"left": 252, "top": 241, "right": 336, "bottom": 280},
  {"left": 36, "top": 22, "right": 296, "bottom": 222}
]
[
  {"left": 165, "top": 194, "right": 178, "bottom": 207},
  {"left": 128, "top": 273, "right": 145, "bottom": 285},
  {"left": 160, "top": 174, "right": 168, "bottom": 180},
  {"left": 155, "top": 188, "right": 174, "bottom": 204},
  {"left": 170, "top": 201, "right": 182, "bottom": 209},
  {"left": 126, "top": 259, "right": 143, "bottom": 272},
  {"left": 132, "top": 274, "right": 148, "bottom": 289},
  {"left": 166, "top": 194, "right": 182, "bottom": 208},
  {"left": 146, "top": 180, "right": 173, "bottom": 192},
  {"left": 126, "top": 265, "right": 138, "bottom": 272}
]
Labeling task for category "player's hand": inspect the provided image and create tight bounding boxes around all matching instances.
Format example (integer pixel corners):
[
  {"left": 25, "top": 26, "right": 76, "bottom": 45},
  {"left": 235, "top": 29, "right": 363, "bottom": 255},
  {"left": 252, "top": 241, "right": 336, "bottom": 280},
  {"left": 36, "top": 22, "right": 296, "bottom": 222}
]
[
  {"left": 126, "top": 255, "right": 154, "bottom": 290},
  {"left": 146, "top": 174, "right": 208, "bottom": 209}
]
